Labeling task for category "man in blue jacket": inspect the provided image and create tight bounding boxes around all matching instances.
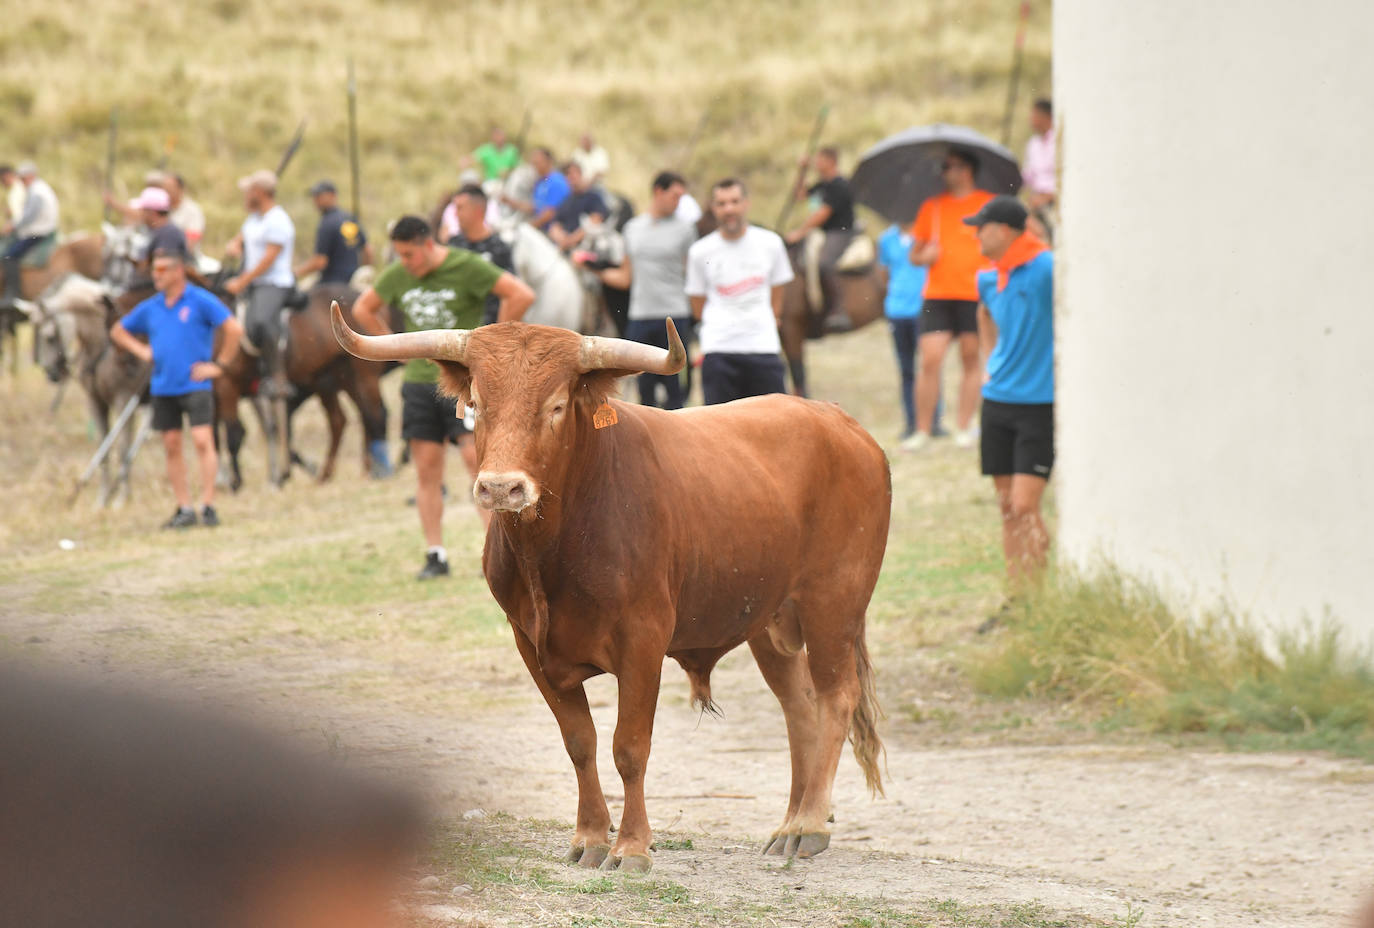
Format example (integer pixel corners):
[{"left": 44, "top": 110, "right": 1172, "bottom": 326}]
[
  {"left": 111, "top": 246, "right": 243, "bottom": 529},
  {"left": 966, "top": 196, "right": 1053, "bottom": 589}
]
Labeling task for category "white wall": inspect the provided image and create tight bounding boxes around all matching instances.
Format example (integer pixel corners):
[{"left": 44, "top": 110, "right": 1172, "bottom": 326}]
[{"left": 1055, "top": 1, "right": 1374, "bottom": 638}]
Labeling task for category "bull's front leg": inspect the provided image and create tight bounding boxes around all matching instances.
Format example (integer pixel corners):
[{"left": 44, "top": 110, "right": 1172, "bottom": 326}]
[
  {"left": 604, "top": 655, "right": 663, "bottom": 873},
  {"left": 509, "top": 627, "right": 613, "bottom": 868}
]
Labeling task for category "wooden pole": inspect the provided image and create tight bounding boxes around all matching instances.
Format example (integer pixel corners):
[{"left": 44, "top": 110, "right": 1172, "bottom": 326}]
[
  {"left": 347, "top": 59, "right": 361, "bottom": 220},
  {"left": 775, "top": 103, "right": 829, "bottom": 231},
  {"left": 1000, "top": 1, "right": 1032, "bottom": 147}
]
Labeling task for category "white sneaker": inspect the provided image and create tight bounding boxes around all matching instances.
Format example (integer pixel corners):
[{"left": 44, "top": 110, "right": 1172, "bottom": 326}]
[
  {"left": 953, "top": 429, "right": 977, "bottom": 449},
  {"left": 899, "top": 431, "right": 932, "bottom": 453}
]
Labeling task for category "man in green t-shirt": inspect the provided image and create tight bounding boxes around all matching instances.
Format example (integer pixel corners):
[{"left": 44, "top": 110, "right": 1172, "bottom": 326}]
[
  {"left": 353, "top": 215, "right": 534, "bottom": 580},
  {"left": 472, "top": 127, "right": 520, "bottom": 182}
]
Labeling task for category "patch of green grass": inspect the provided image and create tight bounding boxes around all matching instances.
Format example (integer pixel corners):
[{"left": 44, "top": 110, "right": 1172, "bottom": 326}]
[
  {"left": 651, "top": 836, "right": 694, "bottom": 851},
  {"left": 966, "top": 568, "right": 1374, "bottom": 760}
]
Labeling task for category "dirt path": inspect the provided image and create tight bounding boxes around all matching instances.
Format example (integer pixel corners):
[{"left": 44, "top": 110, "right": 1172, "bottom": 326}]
[{"left": 226, "top": 645, "right": 1371, "bottom": 928}]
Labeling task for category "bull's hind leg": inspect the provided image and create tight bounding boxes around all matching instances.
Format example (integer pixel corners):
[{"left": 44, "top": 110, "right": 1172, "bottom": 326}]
[
  {"left": 510, "top": 629, "right": 613, "bottom": 868},
  {"left": 749, "top": 633, "right": 824, "bottom": 856}
]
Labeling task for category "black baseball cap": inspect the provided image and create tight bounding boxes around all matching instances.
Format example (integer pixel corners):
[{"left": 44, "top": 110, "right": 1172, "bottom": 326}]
[
  {"left": 962, "top": 195, "right": 1028, "bottom": 230},
  {"left": 308, "top": 179, "right": 337, "bottom": 196}
]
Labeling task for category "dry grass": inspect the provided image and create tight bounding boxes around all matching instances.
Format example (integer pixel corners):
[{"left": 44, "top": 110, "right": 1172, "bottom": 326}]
[{"left": 3, "top": 0, "right": 1051, "bottom": 247}]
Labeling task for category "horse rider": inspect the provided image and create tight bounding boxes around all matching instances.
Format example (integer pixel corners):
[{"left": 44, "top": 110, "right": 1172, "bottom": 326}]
[
  {"left": 294, "top": 179, "right": 372, "bottom": 288},
  {"left": 784, "top": 146, "right": 858, "bottom": 332},
  {"left": 549, "top": 161, "right": 608, "bottom": 253},
  {"left": 0, "top": 161, "right": 60, "bottom": 311},
  {"left": 224, "top": 169, "right": 296, "bottom": 398},
  {"left": 0, "top": 165, "right": 22, "bottom": 231}
]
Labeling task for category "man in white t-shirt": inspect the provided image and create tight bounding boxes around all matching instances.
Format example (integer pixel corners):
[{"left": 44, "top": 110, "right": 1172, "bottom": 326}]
[
  {"left": 685, "top": 178, "right": 794, "bottom": 405},
  {"left": 225, "top": 169, "right": 295, "bottom": 396}
]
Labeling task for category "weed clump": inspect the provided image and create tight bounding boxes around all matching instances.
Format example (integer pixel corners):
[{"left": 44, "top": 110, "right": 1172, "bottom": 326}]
[{"left": 967, "top": 568, "right": 1374, "bottom": 758}]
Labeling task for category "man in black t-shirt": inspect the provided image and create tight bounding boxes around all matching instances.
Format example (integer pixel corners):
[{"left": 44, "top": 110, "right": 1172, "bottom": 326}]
[
  {"left": 447, "top": 184, "right": 516, "bottom": 325},
  {"left": 548, "top": 162, "right": 608, "bottom": 252},
  {"left": 128, "top": 186, "right": 188, "bottom": 291},
  {"left": 784, "top": 147, "right": 859, "bottom": 329},
  {"left": 295, "top": 180, "right": 373, "bottom": 287}
]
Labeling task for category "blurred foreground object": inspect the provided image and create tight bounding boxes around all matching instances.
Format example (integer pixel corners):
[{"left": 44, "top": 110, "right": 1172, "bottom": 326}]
[{"left": 0, "top": 664, "right": 425, "bottom": 928}]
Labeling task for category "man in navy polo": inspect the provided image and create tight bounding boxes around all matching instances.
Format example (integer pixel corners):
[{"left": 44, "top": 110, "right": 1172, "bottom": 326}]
[
  {"left": 294, "top": 179, "right": 372, "bottom": 287},
  {"left": 966, "top": 195, "right": 1054, "bottom": 592},
  {"left": 111, "top": 247, "right": 244, "bottom": 529}
]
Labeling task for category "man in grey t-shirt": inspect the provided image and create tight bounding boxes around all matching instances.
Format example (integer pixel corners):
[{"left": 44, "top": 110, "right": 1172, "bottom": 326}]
[{"left": 584, "top": 171, "right": 696, "bottom": 409}]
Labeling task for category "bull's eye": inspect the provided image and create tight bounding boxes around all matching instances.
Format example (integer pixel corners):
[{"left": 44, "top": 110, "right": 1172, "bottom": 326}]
[{"left": 550, "top": 404, "right": 566, "bottom": 418}]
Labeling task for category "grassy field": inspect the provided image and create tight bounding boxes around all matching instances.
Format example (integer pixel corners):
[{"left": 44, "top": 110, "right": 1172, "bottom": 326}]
[{"left": 3, "top": 0, "right": 1051, "bottom": 247}]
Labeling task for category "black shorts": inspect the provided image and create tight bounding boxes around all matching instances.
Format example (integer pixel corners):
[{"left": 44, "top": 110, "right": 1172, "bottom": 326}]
[
  {"left": 701, "top": 352, "right": 786, "bottom": 405},
  {"left": 401, "top": 381, "right": 469, "bottom": 444},
  {"left": 151, "top": 391, "right": 215, "bottom": 431},
  {"left": 920, "top": 299, "right": 979, "bottom": 335},
  {"left": 980, "top": 399, "right": 1054, "bottom": 478}
]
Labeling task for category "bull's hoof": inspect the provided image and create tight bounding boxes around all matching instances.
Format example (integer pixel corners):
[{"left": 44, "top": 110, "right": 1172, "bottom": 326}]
[
  {"left": 795, "top": 832, "right": 830, "bottom": 858},
  {"left": 763, "top": 833, "right": 790, "bottom": 856},
  {"left": 598, "top": 852, "right": 652, "bottom": 873},
  {"left": 565, "top": 843, "right": 611, "bottom": 869}
]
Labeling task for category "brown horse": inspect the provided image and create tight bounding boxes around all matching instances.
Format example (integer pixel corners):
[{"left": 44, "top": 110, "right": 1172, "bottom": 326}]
[
  {"left": 2, "top": 235, "right": 106, "bottom": 370},
  {"left": 778, "top": 241, "right": 886, "bottom": 397},
  {"left": 213, "top": 284, "right": 399, "bottom": 491}
]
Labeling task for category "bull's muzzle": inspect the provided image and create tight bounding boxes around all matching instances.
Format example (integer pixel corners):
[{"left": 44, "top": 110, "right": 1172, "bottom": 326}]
[{"left": 473, "top": 471, "right": 539, "bottom": 512}]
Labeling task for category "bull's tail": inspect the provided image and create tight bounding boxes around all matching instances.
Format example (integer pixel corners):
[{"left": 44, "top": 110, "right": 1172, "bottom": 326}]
[{"left": 849, "top": 632, "right": 886, "bottom": 797}]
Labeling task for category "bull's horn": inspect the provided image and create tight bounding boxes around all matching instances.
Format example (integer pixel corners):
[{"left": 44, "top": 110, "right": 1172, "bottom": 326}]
[
  {"left": 578, "top": 317, "right": 686, "bottom": 375},
  {"left": 330, "top": 300, "right": 470, "bottom": 363}
]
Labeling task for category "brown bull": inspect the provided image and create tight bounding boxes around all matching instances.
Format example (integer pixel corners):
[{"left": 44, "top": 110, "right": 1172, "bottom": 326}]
[{"left": 332, "top": 304, "right": 890, "bottom": 872}]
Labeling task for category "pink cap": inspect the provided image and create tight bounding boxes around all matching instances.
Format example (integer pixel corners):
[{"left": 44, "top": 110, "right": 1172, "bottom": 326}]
[{"left": 133, "top": 186, "right": 171, "bottom": 212}]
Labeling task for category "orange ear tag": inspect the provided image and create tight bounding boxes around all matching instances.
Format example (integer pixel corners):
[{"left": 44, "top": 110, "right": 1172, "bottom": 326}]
[{"left": 593, "top": 402, "right": 619, "bottom": 430}]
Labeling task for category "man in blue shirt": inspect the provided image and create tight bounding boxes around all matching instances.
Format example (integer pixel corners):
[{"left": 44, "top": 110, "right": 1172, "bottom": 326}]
[
  {"left": 877, "top": 223, "right": 942, "bottom": 440},
  {"left": 965, "top": 196, "right": 1053, "bottom": 590},
  {"left": 111, "top": 246, "right": 244, "bottom": 529},
  {"left": 513, "top": 147, "right": 570, "bottom": 232}
]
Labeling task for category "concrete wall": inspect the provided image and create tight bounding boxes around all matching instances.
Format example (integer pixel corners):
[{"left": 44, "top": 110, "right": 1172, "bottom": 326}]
[{"left": 1054, "top": 1, "right": 1374, "bottom": 638}]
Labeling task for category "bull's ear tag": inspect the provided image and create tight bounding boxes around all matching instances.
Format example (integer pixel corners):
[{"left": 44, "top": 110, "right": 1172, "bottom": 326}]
[{"left": 593, "top": 402, "right": 619, "bottom": 430}]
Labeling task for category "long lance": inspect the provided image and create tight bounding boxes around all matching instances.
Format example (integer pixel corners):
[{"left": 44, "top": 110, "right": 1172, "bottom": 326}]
[
  {"left": 347, "top": 58, "right": 361, "bottom": 221},
  {"left": 1000, "top": 1, "right": 1032, "bottom": 147},
  {"left": 775, "top": 102, "right": 829, "bottom": 232},
  {"left": 678, "top": 101, "right": 713, "bottom": 174},
  {"left": 513, "top": 106, "right": 533, "bottom": 154},
  {"left": 157, "top": 133, "right": 177, "bottom": 172},
  {"left": 69, "top": 380, "right": 146, "bottom": 505},
  {"left": 276, "top": 119, "right": 308, "bottom": 179},
  {"left": 103, "top": 108, "right": 119, "bottom": 224}
]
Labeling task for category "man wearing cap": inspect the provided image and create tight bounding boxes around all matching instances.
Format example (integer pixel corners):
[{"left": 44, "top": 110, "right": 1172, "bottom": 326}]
[
  {"left": 160, "top": 173, "right": 206, "bottom": 259},
  {"left": 111, "top": 246, "right": 243, "bottom": 530},
  {"left": 0, "top": 162, "right": 60, "bottom": 310},
  {"left": 352, "top": 215, "right": 534, "bottom": 580},
  {"left": 965, "top": 195, "right": 1054, "bottom": 590},
  {"left": 903, "top": 149, "right": 994, "bottom": 452},
  {"left": 295, "top": 180, "right": 372, "bottom": 287},
  {"left": 224, "top": 169, "right": 295, "bottom": 396},
  {"left": 127, "top": 186, "right": 187, "bottom": 289}
]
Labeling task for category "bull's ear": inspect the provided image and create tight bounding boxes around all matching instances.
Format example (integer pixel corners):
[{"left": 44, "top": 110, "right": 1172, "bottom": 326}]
[
  {"left": 575, "top": 370, "right": 622, "bottom": 409},
  {"left": 436, "top": 361, "right": 473, "bottom": 406}
]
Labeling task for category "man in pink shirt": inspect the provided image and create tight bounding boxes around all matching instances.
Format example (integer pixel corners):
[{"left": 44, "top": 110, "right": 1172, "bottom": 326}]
[{"left": 1023, "top": 99, "right": 1056, "bottom": 210}]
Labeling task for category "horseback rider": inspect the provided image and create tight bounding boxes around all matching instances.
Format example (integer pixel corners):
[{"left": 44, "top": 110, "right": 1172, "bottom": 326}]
[
  {"left": 128, "top": 187, "right": 188, "bottom": 291},
  {"left": 294, "top": 179, "right": 372, "bottom": 287},
  {"left": 784, "top": 146, "right": 858, "bottom": 332},
  {"left": 1, "top": 161, "right": 60, "bottom": 311},
  {"left": 223, "top": 169, "right": 295, "bottom": 398}
]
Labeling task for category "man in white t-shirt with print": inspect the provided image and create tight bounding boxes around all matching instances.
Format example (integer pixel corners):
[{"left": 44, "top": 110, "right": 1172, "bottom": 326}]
[
  {"left": 686, "top": 178, "right": 794, "bottom": 405},
  {"left": 225, "top": 169, "right": 295, "bottom": 397}
]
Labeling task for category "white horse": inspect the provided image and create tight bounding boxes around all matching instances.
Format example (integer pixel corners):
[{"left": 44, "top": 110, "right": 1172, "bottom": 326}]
[{"left": 502, "top": 219, "right": 590, "bottom": 332}]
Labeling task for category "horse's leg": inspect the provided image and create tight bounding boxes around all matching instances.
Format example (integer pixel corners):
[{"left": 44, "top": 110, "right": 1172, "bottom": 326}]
[
  {"left": 115, "top": 406, "right": 154, "bottom": 506},
  {"left": 91, "top": 397, "right": 112, "bottom": 509},
  {"left": 345, "top": 365, "right": 391, "bottom": 477},
  {"left": 776, "top": 279, "right": 809, "bottom": 398},
  {"left": 285, "top": 391, "right": 319, "bottom": 478},
  {"left": 250, "top": 394, "right": 280, "bottom": 488},
  {"left": 315, "top": 390, "right": 345, "bottom": 483}
]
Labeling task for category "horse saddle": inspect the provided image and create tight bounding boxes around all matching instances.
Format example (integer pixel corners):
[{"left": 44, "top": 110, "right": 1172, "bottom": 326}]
[{"left": 2, "top": 231, "right": 59, "bottom": 268}]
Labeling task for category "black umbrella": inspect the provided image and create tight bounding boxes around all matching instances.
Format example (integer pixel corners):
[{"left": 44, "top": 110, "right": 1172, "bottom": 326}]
[{"left": 851, "top": 124, "right": 1022, "bottom": 226}]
